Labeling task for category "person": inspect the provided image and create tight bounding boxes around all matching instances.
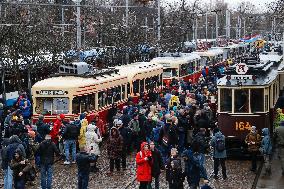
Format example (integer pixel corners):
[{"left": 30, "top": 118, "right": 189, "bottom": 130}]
[
  {"left": 117, "top": 120, "right": 132, "bottom": 169},
  {"left": 245, "top": 126, "right": 261, "bottom": 172},
  {"left": 1, "top": 138, "right": 12, "bottom": 189},
  {"left": 260, "top": 128, "right": 272, "bottom": 176},
  {"left": 36, "top": 115, "right": 50, "bottom": 143},
  {"left": 177, "top": 109, "right": 188, "bottom": 154},
  {"left": 107, "top": 127, "right": 123, "bottom": 175},
  {"left": 78, "top": 117, "right": 88, "bottom": 149},
  {"left": 129, "top": 113, "right": 140, "bottom": 151},
  {"left": 50, "top": 114, "right": 64, "bottom": 145},
  {"left": 18, "top": 96, "right": 31, "bottom": 120},
  {"left": 62, "top": 121, "right": 80, "bottom": 165},
  {"left": 166, "top": 148, "right": 184, "bottom": 189},
  {"left": 76, "top": 146, "right": 97, "bottom": 189},
  {"left": 3, "top": 135, "right": 26, "bottom": 189},
  {"left": 10, "top": 149, "right": 32, "bottom": 189},
  {"left": 149, "top": 141, "right": 163, "bottom": 189},
  {"left": 275, "top": 120, "right": 284, "bottom": 175},
  {"left": 136, "top": 142, "right": 152, "bottom": 189},
  {"left": 210, "top": 129, "right": 227, "bottom": 179},
  {"left": 85, "top": 123, "right": 102, "bottom": 172},
  {"left": 37, "top": 135, "right": 60, "bottom": 189}
]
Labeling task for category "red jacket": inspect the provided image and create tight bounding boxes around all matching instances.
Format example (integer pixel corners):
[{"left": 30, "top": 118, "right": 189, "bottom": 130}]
[
  {"left": 136, "top": 142, "right": 152, "bottom": 182},
  {"left": 50, "top": 119, "right": 62, "bottom": 144}
]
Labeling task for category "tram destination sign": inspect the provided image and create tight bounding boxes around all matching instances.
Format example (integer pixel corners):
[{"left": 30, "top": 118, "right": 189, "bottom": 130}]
[
  {"left": 231, "top": 75, "right": 253, "bottom": 80},
  {"left": 39, "top": 90, "right": 65, "bottom": 95}
]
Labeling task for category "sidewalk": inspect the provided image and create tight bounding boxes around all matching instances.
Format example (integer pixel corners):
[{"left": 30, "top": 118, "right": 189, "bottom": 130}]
[{"left": 256, "top": 154, "right": 284, "bottom": 189}]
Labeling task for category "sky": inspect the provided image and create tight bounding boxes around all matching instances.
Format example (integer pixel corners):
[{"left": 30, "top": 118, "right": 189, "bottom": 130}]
[{"left": 163, "top": 0, "right": 277, "bottom": 10}]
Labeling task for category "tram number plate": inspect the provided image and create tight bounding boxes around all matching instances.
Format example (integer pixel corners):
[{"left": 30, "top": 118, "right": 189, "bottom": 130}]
[{"left": 235, "top": 121, "right": 252, "bottom": 131}]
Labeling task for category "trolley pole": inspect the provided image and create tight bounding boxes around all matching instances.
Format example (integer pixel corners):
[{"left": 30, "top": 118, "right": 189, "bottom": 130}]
[{"left": 125, "top": 0, "right": 129, "bottom": 64}]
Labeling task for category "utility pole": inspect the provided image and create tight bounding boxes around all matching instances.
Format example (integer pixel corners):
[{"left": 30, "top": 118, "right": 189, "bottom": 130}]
[
  {"left": 225, "top": 9, "right": 230, "bottom": 40},
  {"left": 157, "top": 0, "right": 161, "bottom": 56},
  {"left": 72, "top": 0, "right": 82, "bottom": 49},
  {"left": 205, "top": 12, "right": 208, "bottom": 41},
  {"left": 195, "top": 16, "right": 198, "bottom": 45}
]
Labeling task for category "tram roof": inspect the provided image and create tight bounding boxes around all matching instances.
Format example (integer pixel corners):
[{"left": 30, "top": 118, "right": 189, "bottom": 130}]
[
  {"left": 115, "top": 62, "right": 163, "bottom": 81},
  {"left": 192, "top": 48, "right": 224, "bottom": 57},
  {"left": 32, "top": 72, "right": 128, "bottom": 92},
  {"left": 150, "top": 54, "right": 201, "bottom": 65}
]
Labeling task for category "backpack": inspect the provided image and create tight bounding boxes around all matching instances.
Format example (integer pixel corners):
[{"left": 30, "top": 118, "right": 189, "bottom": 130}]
[
  {"left": 215, "top": 136, "right": 225, "bottom": 152},
  {"left": 7, "top": 143, "right": 21, "bottom": 161}
]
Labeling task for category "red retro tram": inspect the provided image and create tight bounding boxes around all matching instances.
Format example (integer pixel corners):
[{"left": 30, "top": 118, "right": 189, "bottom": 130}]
[{"left": 217, "top": 53, "right": 283, "bottom": 155}]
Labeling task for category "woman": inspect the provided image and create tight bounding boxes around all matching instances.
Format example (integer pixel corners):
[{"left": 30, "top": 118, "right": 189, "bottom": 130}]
[
  {"left": 10, "top": 150, "right": 32, "bottom": 189},
  {"left": 166, "top": 148, "right": 184, "bottom": 189},
  {"left": 107, "top": 127, "right": 123, "bottom": 175},
  {"left": 78, "top": 114, "right": 89, "bottom": 149},
  {"left": 136, "top": 142, "right": 152, "bottom": 189}
]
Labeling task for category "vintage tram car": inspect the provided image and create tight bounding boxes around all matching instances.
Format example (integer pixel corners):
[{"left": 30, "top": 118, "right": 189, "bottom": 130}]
[{"left": 217, "top": 53, "right": 283, "bottom": 156}]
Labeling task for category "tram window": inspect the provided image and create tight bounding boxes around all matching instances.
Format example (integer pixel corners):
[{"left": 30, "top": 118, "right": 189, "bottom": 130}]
[
  {"left": 180, "top": 64, "right": 188, "bottom": 77},
  {"left": 72, "top": 97, "right": 80, "bottom": 114},
  {"left": 122, "top": 84, "right": 126, "bottom": 99},
  {"left": 127, "top": 83, "right": 130, "bottom": 95},
  {"left": 251, "top": 89, "right": 264, "bottom": 112},
  {"left": 114, "top": 86, "right": 121, "bottom": 102},
  {"left": 35, "top": 98, "right": 52, "bottom": 115},
  {"left": 163, "top": 68, "right": 172, "bottom": 78},
  {"left": 234, "top": 89, "right": 249, "bottom": 113},
  {"left": 265, "top": 95, "right": 269, "bottom": 111},
  {"left": 107, "top": 89, "right": 113, "bottom": 105},
  {"left": 140, "top": 79, "right": 145, "bottom": 94},
  {"left": 53, "top": 98, "right": 69, "bottom": 114},
  {"left": 133, "top": 80, "right": 139, "bottom": 94},
  {"left": 220, "top": 89, "right": 232, "bottom": 112},
  {"left": 98, "top": 91, "right": 106, "bottom": 108}
]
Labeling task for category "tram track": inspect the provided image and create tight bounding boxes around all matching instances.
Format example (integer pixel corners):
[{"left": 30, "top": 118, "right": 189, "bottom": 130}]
[{"left": 251, "top": 159, "right": 264, "bottom": 189}]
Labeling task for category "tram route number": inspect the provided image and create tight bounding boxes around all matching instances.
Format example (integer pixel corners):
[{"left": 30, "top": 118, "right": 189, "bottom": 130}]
[{"left": 235, "top": 121, "right": 252, "bottom": 131}]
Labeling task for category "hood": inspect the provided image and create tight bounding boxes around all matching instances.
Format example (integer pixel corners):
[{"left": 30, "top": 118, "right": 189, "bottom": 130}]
[
  {"left": 9, "top": 135, "right": 22, "bottom": 144},
  {"left": 110, "top": 127, "right": 119, "bottom": 137},
  {"left": 80, "top": 113, "right": 86, "bottom": 120},
  {"left": 262, "top": 128, "right": 270, "bottom": 136},
  {"left": 214, "top": 131, "right": 223, "bottom": 138},
  {"left": 251, "top": 126, "right": 257, "bottom": 134},
  {"left": 87, "top": 124, "right": 97, "bottom": 132},
  {"left": 140, "top": 142, "right": 149, "bottom": 151}
]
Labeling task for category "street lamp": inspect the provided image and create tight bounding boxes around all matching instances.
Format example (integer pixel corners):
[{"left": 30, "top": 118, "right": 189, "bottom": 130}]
[{"left": 72, "top": 0, "right": 82, "bottom": 50}]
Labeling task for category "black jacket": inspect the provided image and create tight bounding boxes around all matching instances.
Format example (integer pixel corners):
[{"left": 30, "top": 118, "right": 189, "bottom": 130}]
[
  {"left": 36, "top": 120, "right": 50, "bottom": 140},
  {"left": 118, "top": 126, "right": 132, "bottom": 145},
  {"left": 63, "top": 123, "right": 80, "bottom": 140},
  {"left": 151, "top": 148, "right": 164, "bottom": 177},
  {"left": 76, "top": 152, "right": 97, "bottom": 173},
  {"left": 37, "top": 139, "right": 60, "bottom": 165}
]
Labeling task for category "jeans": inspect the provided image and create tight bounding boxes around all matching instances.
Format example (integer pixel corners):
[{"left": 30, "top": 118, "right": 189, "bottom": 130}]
[
  {"left": 110, "top": 158, "right": 120, "bottom": 172},
  {"left": 121, "top": 150, "right": 127, "bottom": 169},
  {"left": 4, "top": 166, "right": 13, "bottom": 189},
  {"left": 213, "top": 158, "right": 227, "bottom": 178},
  {"left": 78, "top": 171, "right": 89, "bottom": 189},
  {"left": 251, "top": 151, "right": 258, "bottom": 171},
  {"left": 200, "top": 153, "right": 208, "bottom": 179},
  {"left": 14, "top": 178, "right": 25, "bottom": 189},
  {"left": 40, "top": 164, "right": 53, "bottom": 189},
  {"left": 153, "top": 175, "right": 160, "bottom": 189},
  {"left": 64, "top": 140, "right": 76, "bottom": 162}
]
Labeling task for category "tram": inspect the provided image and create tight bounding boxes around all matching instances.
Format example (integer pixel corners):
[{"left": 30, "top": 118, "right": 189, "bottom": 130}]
[
  {"left": 217, "top": 53, "right": 283, "bottom": 155},
  {"left": 150, "top": 54, "right": 202, "bottom": 87},
  {"left": 31, "top": 62, "right": 163, "bottom": 123},
  {"left": 192, "top": 48, "right": 225, "bottom": 67}
]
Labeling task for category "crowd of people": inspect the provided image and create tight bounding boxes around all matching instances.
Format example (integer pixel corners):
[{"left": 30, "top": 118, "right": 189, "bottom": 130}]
[{"left": 0, "top": 65, "right": 284, "bottom": 189}]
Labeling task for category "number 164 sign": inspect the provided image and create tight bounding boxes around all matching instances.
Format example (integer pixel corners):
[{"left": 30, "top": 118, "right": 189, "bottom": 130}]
[{"left": 235, "top": 121, "right": 252, "bottom": 131}]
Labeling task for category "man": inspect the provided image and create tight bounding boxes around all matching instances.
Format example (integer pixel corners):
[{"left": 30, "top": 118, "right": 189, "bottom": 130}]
[
  {"left": 210, "top": 129, "right": 227, "bottom": 180},
  {"left": 76, "top": 146, "right": 97, "bottom": 189},
  {"left": 36, "top": 115, "right": 50, "bottom": 142},
  {"left": 37, "top": 135, "right": 60, "bottom": 189},
  {"left": 245, "top": 126, "right": 261, "bottom": 172},
  {"left": 177, "top": 109, "right": 188, "bottom": 154},
  {"left": 62, "top": 121, "right": 80, "bottom": 164},
  {"left": 275, "top": 120, "right": 284, "bottom": 175},
  {"left": 129, "top": 113, "right": 140, "bottom": 151},
  {"left": 117, "top": 120, "right": 132, "bottom": 168},
  {"left": 149, "top": 141, "right": 163, "bottom": 189},
  {"left": 260, "top": 128, "right": 272, "bottom": 176}
]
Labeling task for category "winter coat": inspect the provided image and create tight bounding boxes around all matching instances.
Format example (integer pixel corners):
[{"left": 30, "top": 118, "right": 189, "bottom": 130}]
[
  {"left": 136, "top": 142, "right": 152, "bottom": 182},
  {"left": 188, "top": 152, "right": 204, "bottom": 185},
  {"left": 50, "top": 119, "right": 62, "bottom": 144},
  {"left": 4, "top": 136, "right": 26, "bottom": 164},
  {"left": 37, "top": 139, "right": 60, "bottom": 165},
  {"left": 165, "top": 157, "right": 184, "bottom": 188},
  {"left": 10, "top": 153, "right": 31, "bottom": 181},
  {"left": 275, "top": 125, "right": 284, "bottom": 146},
  {"left": 118, "top": 126, "right": 132, "bottom": 146},
  {"left": 245, "top": 131, "right": 261, "bottom": 152},
  {"left": 36, "top": 120, "right": 50, "bottom": 141},
  {"left": 94, "top": 118, "right": 105, "bottom": 136},
  {"left": 85, "top": 124, "right": 102, "bottom": 156},
  {"left": 177, "top": 115, "right": 188, "bottom": 133},
  {"left": 260, "top": 128, "right": 272, "bottom": 155},
  {"left": 107, "top": 127, "right": 123, "bottom": 159},
  {"left": 151, "top": 148, "right": 163, "bottom": 177},
  {"left": 78, "top": 121, "right": 88, "bottom": 148},
  {"left": 19, "top": 99, "right": 31, "bottom": 118},
  {"left": 210, "top": 131, "right": 227, "bottom": 158},
  {"left": 76, "top": 152, "right": 97, "bottom": 173}
]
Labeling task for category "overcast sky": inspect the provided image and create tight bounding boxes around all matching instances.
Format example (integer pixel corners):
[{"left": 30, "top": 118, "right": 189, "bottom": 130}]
[{"left": 163, "top": 0, "right": 277, "bottom": 10}]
